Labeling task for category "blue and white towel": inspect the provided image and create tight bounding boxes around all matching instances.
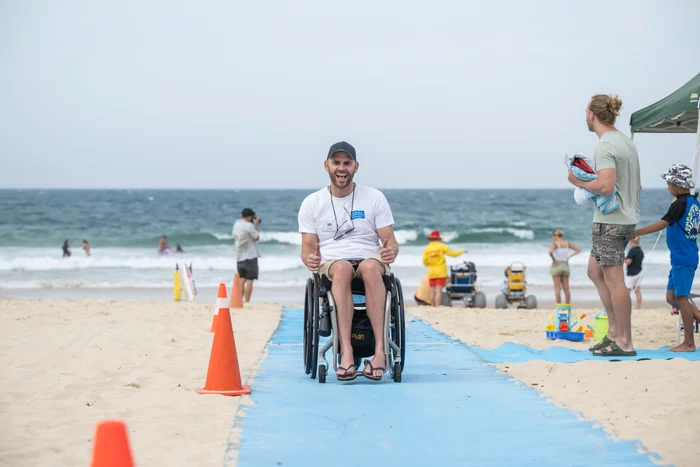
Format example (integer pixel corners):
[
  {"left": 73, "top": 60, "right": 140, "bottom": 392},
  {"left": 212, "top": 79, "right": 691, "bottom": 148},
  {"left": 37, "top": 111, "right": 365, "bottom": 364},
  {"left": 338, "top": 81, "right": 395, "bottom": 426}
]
[{"left": 566, "top": 153, "right": 620, "bottom": 215}]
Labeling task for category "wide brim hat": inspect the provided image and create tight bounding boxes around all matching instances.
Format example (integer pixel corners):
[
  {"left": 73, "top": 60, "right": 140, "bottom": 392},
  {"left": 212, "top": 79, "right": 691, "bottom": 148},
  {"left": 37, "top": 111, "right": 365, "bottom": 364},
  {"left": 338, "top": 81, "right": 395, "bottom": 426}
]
[
  {"left": 427, "top": 230, "right": 443, "bottom": 240},
  {"left": 661, "top": 163, "right": 695, "bottom": 189}
]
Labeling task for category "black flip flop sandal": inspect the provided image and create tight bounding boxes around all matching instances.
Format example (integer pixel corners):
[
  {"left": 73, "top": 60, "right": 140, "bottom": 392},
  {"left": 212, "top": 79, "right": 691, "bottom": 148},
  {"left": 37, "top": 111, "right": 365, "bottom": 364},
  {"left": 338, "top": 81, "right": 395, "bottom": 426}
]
[
  {"left": 592, "top": 341, "right": 637, "bottom": 357},
  {"left": 362, "top": 360, "right": 387, "bottom": 381},
  {"left": 589, "top": 335, "right": 612, "bottom": 352},
  {"left": 336, "top": 364, "right": 358, "bottom": 381}
]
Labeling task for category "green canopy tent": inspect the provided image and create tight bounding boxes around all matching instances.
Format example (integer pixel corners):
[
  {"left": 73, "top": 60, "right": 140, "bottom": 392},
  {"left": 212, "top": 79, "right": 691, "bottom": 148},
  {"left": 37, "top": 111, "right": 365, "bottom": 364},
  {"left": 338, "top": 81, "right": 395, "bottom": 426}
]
[{"left": 630, "top": 72, "right": 700, "bottom": 190}]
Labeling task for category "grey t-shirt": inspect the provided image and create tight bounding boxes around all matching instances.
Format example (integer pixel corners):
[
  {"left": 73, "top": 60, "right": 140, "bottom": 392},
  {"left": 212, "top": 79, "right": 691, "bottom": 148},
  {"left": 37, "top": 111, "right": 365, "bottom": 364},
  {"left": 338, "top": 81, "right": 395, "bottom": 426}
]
[
  {"left": 233, "top": 219, "right": 260, "bottom": 261},
  {"left": 592, "top": 130, "right": 641, "bottom": 225}
]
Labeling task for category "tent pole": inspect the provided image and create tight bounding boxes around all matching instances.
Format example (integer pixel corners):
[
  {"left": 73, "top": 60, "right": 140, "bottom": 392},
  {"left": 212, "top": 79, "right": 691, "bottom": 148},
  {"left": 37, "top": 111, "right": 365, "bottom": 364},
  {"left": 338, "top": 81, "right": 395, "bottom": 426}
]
[{"left": 694, "top": 104, "right": 700, "bottom": 195}]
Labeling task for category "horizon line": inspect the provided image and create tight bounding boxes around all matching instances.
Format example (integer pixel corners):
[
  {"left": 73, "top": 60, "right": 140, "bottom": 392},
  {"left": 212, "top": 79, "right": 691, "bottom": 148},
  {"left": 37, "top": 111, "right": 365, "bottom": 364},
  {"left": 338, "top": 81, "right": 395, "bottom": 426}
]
[{"left": 0, "top": 186, "right": 670, "bottom": 191}]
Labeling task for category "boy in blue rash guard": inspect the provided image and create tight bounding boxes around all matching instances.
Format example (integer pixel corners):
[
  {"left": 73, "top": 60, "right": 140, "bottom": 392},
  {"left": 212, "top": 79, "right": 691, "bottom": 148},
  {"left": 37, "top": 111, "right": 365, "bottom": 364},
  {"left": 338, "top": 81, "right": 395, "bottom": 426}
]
[{"left": 634, "top": 164, "right": 700, "bottom": 352}]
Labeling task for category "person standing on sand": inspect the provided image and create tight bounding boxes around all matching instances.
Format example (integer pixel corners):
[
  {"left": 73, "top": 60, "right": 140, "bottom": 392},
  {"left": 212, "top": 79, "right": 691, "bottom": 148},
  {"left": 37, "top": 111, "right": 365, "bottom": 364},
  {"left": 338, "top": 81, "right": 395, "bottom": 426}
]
[
  {"left": 233, "top": 207, "right": 261, "bottom": 303},
  {"left": 422, "top": 230, "right": 465, "bottom": 307},
  {"left": 634, "top": 164, "right": 700, "bottom": 352},
  {"left": 548, "top": 229, "right": 581, "bottom": 305},
  {"left": 567, "top": 94, "right": 640, "bottom": 357},
  {"left": 624, "top": 236, "right": 644, "bottom": 310}
]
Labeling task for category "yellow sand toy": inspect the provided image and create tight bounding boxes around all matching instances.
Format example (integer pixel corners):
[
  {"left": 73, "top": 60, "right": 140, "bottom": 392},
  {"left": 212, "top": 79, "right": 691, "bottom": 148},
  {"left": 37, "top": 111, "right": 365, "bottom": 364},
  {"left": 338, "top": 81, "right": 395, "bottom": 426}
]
[{"left": 495, "top": 261, "right": 537, "bottom": 309}]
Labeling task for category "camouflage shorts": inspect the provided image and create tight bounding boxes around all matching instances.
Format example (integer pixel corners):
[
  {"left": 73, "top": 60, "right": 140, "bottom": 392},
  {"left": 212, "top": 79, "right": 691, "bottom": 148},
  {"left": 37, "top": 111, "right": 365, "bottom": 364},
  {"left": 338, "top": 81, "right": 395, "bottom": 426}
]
[{"left": 591, "top": 223, "right": 636, "bottom": 267}]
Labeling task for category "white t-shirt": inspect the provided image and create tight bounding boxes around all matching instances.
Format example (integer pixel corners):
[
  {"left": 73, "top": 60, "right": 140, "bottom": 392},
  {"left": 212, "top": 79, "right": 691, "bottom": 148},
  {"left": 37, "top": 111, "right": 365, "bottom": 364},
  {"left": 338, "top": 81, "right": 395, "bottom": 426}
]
[
  {"left": 232, "top": 219, "right": 260, "bottom": 261},
  {"left": 298, "top": 184, "right": 394, "bottom": 261}
]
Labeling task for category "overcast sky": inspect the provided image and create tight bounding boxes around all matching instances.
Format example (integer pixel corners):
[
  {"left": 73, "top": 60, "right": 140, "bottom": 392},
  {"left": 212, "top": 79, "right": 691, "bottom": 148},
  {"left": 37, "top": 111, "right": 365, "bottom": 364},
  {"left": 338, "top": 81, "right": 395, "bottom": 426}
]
[{"left": 1, "top": 0, "right": 698, "bottom": 189}]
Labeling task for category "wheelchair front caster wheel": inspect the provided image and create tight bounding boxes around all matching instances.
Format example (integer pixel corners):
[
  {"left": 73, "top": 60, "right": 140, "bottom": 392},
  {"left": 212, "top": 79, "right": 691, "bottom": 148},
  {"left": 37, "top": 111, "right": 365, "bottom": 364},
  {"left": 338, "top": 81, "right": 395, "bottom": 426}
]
[
  {"left": 318, "top": 365, "right": 326, "bottom": 384},
  {"left": 393, "top": 362, "right": 401, "bottom": 383}
]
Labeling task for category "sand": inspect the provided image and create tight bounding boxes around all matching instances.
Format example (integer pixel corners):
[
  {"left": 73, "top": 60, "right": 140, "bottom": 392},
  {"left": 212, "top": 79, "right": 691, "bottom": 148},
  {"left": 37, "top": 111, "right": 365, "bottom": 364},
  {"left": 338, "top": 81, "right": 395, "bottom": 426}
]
[
  {"left": 408, "top": 305, "right": 700, "bottom": 467},
  {"left": 0, "top": 299, "right": 281, "bottom": 467},
  {"left": 2, "top": 299, "right": 699, "bottom": 466}
]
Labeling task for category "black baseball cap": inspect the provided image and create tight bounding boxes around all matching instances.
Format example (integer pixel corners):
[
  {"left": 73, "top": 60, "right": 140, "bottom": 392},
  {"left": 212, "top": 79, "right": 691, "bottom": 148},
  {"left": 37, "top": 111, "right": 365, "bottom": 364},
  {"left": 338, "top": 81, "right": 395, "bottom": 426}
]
[
  {"left": 327, "top": 141, "right": 356, "bottom": 161},
  {"left": 241, "top": 207, "right": 256, "bottom": 217}
]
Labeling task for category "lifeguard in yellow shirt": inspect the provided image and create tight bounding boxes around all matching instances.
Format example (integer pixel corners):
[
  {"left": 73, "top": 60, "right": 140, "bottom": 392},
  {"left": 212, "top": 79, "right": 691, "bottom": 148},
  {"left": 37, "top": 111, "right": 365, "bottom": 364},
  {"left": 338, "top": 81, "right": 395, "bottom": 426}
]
[{"left": 422, "top": 230, "right": 466, "bottom": 306}]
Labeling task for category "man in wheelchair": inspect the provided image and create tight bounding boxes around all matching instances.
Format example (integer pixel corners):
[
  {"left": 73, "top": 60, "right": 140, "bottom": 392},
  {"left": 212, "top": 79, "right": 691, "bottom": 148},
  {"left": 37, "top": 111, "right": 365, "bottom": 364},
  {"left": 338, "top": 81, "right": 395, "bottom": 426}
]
[{"left": 298, "top": 141, "right": 399, "bottom": 381}]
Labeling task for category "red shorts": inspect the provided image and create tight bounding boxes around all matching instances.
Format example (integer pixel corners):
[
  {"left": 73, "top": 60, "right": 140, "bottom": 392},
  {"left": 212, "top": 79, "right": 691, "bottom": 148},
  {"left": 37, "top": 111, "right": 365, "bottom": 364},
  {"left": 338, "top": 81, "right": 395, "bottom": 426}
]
[{"left": 429, "top": 278, "right": 447, "bottom": 287}]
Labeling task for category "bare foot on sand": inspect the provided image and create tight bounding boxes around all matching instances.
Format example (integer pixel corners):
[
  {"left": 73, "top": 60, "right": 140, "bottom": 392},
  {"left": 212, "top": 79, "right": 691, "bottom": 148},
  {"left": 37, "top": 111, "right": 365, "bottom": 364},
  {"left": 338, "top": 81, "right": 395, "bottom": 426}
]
[{"left": 669, "top": 343, "right": 696, "bottom": 352}]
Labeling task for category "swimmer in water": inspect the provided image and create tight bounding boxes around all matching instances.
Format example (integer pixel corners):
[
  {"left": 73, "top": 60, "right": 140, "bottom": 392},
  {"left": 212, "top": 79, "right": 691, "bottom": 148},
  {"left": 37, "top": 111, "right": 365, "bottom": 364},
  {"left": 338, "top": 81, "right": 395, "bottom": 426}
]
[
  {"left": 158, "top": 235, "right": 172, "bottom": 254},
  {"left": 62, "top": 240, "right": 71, "bottom": 257}
]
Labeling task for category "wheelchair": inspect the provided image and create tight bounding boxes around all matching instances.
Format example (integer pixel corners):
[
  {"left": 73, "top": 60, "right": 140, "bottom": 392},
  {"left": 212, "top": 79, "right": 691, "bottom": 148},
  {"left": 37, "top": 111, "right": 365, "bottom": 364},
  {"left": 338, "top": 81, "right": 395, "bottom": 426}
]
[
  {"left": 495, "top": 261, "right": 537, "bottom": 309},
  {"left": 444, "top": 261, "right": 487, "bottom": 308},
  {"left": 303, "top": 267, "right": 406, "bottom": 383}
]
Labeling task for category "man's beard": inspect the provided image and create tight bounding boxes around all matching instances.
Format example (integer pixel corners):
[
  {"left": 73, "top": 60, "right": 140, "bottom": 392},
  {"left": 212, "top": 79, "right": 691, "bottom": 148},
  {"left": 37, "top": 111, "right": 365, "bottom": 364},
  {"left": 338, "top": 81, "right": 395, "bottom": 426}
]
[{"left": 330, "top": 171, "right": 354, "bottom": 189}]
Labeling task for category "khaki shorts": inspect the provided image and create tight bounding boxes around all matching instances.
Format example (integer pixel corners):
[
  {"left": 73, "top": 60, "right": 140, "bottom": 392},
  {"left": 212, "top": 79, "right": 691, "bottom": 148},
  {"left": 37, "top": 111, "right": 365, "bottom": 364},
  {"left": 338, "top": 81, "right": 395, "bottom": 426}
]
[
  {"left": 549, "top": 261, "right": 570, "bottom": 277},
  {"left": 318, "top": 255, "right": 391, "bottom": 280},
  {"left": 591, "top": 223, "right": 635, "bottom": 267}
]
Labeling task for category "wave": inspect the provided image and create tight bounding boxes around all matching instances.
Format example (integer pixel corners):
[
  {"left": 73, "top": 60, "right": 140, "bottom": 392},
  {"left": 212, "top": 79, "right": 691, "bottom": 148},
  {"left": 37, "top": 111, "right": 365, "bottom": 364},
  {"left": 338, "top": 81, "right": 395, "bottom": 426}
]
[
  {"left": 0, "top": 254, "right": 304, "bottom": 272},
  {"left": 0, "top": 248, "right": 674, "bottom": 272},
  {"left": 0, "top": 225, "right": 541, "bottom": 248},
  {"left": 0, "top": 279, "right": 311, "bottom": 289}
]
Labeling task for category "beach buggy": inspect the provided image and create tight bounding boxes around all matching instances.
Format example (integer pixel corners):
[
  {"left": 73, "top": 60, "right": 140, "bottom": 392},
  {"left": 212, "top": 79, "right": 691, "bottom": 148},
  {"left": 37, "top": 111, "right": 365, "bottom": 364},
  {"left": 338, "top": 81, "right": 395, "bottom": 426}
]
[
  {"left": 444, "top": 261, "right": 487, "bottom": 308},
  {"left": 495, "top": 261, "right": 538, "bottom": 309}
]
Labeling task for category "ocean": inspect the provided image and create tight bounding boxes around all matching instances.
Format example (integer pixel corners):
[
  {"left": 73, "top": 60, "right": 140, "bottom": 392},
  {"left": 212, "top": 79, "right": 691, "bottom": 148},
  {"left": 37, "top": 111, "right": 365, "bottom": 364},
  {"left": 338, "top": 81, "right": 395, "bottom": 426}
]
[{"left": 0, "top": 188, "right": 688, "bottom": 302}]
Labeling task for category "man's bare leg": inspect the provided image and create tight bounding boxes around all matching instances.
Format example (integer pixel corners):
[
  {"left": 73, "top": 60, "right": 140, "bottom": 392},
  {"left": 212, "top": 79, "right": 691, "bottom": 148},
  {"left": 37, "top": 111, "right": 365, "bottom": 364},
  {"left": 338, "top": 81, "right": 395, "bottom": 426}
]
[
  {"left": 670, "top": 294, "right": 700, "bottom": 352},
  {"left": 602, "top": 265, "right": 634, "bottom": 352},
  {"left": 587, "top": 255, "right": 616, "bottom": 348},
  {"left": 358, "top": 259, "right": 386, "bottom": 378},
  {"left": 329, "top": 261, "right": 356, "bottom": 377},
  {"left": 243, "top": 280, "right": 254, "bottom": 302},
  {"left": 240, "top": 279, "right": 248, "bottom": 300}
]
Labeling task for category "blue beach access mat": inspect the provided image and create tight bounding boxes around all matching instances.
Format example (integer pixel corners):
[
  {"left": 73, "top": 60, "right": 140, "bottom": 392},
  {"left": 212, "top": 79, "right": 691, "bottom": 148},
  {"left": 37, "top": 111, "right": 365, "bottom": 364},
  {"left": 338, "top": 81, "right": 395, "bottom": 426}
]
[
  {"left": 226, "top": 308, "right": 666, "bottom": 467},
  {"left": 472, "top": 341, "right": 700, "bottom": 364}
]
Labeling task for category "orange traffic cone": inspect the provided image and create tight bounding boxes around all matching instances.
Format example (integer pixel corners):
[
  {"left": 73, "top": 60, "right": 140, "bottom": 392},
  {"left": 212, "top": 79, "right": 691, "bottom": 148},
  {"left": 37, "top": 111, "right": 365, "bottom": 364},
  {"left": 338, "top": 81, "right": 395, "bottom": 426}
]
[
  {"left": 196, "top": 307, "right": 251, "bottom": 396},
  {"left": 90, "top": 420, "right": 134, "bottom": 467},
  {"left": 229, "top": 274, "right": 243, "bottom": 309},
  {"left": 210, "top": 283, "right": 228, "bottom": 332}
]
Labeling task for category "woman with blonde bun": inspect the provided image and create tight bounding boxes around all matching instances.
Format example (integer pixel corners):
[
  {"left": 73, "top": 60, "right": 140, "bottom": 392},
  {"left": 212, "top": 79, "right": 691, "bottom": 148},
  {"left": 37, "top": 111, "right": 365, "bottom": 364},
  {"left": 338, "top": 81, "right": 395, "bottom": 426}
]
[{"left": 549, "top": 229, "right": 581, "bottom": 304}]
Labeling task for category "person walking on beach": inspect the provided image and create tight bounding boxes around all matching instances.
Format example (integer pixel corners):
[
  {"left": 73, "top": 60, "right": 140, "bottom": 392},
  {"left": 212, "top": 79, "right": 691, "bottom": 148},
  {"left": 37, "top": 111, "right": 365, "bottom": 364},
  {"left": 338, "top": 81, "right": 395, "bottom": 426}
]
[
  {"left": 634, "top": 164, "right": 700, "bottom": 352},
  {"left": 422, "top": 230, "right": 465, "bottom": 307},
  {"left": 548, "top": 229, "right": 581, "bottom": 304},
  {"left": 62, "top": 240, "right": 71, "bottom": 257},
  {"left": 233, "top": 207, "right": 261, "bottom": 303},
  {"left": 624, "top": 236, "right": 644, "bottom": 310},
  {"left": 567, "top": 94, "right": 640, "bottom": 357}
]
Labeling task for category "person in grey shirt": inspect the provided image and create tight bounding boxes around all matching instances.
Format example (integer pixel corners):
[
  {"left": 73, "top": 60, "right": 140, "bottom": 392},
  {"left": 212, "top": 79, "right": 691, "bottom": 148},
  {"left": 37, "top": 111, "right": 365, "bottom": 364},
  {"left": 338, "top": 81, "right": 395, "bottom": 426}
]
[
  {"left": 568, "top": 94, "right": 641, "bottom": 357},
  {"left": 233, "top": 207, "right": 261, "bottom": 302}
]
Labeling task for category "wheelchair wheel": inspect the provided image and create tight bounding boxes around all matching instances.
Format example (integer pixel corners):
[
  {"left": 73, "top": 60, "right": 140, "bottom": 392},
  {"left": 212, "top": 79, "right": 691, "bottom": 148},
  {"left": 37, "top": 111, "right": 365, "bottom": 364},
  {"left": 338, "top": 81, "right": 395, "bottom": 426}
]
[
  {"left": 303, "top": 278, "right": 313, "bottom": 374},
  {"left": 393, "top": 362, "right": 401, "bottom": 383},
  {"left": 392, "top": 278, "right": 406, "bottom": 372},
  {"left": 318, "top": 364, "right": 326, "bottom": 383},
  {"left": 309, "top": 276, "right": 320, "bottom": 379}
]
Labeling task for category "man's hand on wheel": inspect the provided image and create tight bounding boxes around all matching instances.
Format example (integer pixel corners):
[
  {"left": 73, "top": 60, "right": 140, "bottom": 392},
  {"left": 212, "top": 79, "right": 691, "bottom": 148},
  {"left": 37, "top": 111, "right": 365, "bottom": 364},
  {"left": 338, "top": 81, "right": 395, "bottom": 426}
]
[
  {"left": 380, "top": 239, "right": 396, "bottom": 264},
  {"left": 307, "top": 244, "right": 321, "bottom": 272}
]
